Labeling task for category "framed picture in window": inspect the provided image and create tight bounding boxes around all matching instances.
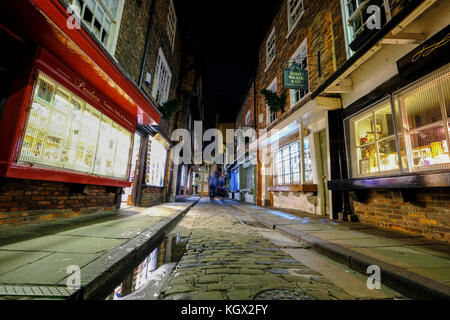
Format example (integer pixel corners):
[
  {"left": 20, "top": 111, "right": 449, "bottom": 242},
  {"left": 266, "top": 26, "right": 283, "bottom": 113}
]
[{"left": 359, "top": 159, "right": 370, "bottom": 174}]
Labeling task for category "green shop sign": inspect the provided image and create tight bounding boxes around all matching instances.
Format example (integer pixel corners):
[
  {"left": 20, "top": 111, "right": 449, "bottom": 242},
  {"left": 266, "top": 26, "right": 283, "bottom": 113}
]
[{"left": 283, "top": 64, "right": 308, "bottom": 90}]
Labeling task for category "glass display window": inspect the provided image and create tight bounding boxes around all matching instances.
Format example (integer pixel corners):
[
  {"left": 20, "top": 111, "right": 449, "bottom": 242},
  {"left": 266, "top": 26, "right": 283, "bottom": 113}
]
[
  {"left": 350, "top": 99, "right": 400, "bottom": 177},
  {"left": 273, "top": 141, "right": 301, "bottom": 185},
  {"left": 348, "top": 64, "right": 450, "bottom": 178},
  {"left": 304, "top": 137, "right": 313, "bottom": 182},
  {"left": 396, "top": 64, "right": 450, "bottom": 172},
  {"left": 145, "top": 135, "right": 168, "bottom": 187},
  {"left": 18, "top": 72, "right": 133, "bottom": 181}
]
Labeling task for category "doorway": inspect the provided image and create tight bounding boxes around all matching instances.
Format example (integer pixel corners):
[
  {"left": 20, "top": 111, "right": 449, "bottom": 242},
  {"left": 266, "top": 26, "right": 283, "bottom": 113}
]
[
  {"left": 121, "top": 133, "right": 143, "bottom": 208},
  {"left": 315, "top": 130, "right": 330, "bottom": 216}
]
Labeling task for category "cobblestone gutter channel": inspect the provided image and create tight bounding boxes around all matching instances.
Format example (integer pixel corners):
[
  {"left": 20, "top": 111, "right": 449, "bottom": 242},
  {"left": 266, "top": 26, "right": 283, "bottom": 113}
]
[
  {"left": 158, "top": 201, "right": 382, "bottom": 300},
  {"left": 73, "top": 200, "right": 200, "bottom": 300},
  {"left": 0, "top": 199, "right": 199, "bottom": 300}
]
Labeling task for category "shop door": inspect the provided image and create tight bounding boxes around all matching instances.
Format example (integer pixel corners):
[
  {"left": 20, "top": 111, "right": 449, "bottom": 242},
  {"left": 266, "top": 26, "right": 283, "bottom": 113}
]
[
  {"left": 315, "top": 130, "right": 330, "bottom": 216},
  {"left": 121, "top": 133, "right": 142, "bottom": 208}
]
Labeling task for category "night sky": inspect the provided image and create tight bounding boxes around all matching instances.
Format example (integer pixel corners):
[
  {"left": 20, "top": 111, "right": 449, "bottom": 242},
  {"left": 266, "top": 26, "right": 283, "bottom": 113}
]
[{"left": 174, "top": 0, "right": 283, "bottom": 129}]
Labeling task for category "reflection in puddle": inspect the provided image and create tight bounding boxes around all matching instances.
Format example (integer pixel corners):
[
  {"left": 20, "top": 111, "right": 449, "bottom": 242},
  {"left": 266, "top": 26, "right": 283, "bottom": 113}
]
[{"left": 107, "top": 234, "right": 188, "bottom": 300}]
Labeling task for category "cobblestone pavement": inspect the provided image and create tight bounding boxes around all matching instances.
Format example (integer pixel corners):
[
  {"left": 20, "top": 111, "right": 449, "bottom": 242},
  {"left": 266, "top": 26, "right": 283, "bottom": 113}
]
[{"left": 160, "top": 200, "right": 402, "bottom": 300}]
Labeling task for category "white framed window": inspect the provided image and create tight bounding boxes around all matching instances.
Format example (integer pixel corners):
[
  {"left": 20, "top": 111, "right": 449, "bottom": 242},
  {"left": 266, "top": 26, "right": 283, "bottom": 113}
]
[
  {"left": 303, "top": 136, "right": 313, "bottom": 183},
  {"left": 267, "top": 78, "right": 278, "bottom": 125},
  {"left": 341, "top": 0, "right": 392, "bottom": 57},
  {"left": 152, "top": 48, "right": 172, "bottom": 105},
  {"left": 69, "top": 0, "right": 124, "bottom": 54},
  {"left": 287, "top": 0, "right": 304, "bottom": 33},
  {"left": 266, "top": 28, "right": 276, "bottom": 69},
  {"left": 166, "top": 0, "right": 177, "bottom": 50},
  {"left": 145, "top": 135, "right": 168, "bottom": 187},
  {"left": 273, "top": 141, "right": 301, "bottom": 185},
  {"left": 290, "top": 38, "right": 309, "bottom": 107},
  {"left": 245, "top": 110, "right": 251, "bottom": 126}
]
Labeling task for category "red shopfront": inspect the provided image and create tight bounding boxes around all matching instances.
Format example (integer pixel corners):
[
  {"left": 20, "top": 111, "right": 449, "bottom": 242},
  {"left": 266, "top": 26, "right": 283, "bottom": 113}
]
[
  {"left": 0, "top": 0, "right": 162, "bottom": 223},
  {"left": 1, "top": 48, "right": 137, "bottom": 188}
]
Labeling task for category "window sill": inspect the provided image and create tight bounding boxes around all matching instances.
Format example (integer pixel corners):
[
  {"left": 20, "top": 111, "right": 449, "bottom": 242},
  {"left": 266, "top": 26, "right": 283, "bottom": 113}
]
[
  {"left": 328, "top": 170, "right": 450, "bottom": 191},
  {"left": 268, "top": 184, "right": 317, "bottom": 193}
]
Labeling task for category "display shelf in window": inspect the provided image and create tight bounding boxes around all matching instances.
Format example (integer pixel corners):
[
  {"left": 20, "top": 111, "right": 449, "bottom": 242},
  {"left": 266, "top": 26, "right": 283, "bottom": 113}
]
[{"left": 18, "top": 72, "right": 133, "bottom": 181}]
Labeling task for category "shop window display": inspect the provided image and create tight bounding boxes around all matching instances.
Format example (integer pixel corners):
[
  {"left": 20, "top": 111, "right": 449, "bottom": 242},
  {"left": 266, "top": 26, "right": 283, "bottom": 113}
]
[
  {"left": 348, "top": 64, "right": 450, "bottom": 177},
  {"left": 19, "top": 72, "right": 132, "bottom": 180}
]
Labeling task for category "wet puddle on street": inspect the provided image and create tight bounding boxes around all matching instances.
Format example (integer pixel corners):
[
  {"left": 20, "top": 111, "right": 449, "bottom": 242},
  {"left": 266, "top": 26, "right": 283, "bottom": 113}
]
[{"left": 106, "top": 234, "right": 189, "bottom": 300}]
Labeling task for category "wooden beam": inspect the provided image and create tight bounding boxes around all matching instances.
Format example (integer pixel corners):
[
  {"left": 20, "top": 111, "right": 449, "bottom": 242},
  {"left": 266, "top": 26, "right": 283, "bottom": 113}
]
[{"left": 380, "top": 32, "right": 426, "bottom": 45}]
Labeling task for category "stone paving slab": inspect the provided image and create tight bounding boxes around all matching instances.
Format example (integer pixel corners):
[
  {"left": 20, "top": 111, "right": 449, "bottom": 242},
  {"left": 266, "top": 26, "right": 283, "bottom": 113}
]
[
  {"left": 0, "top": 252, "right": 101, "bottom": 285},
  {"left": 0, "top": 199, "right": 199, "bottom": 299},
  {"left": 229, "top": 202, "right": 450, "bottom": 299},
  {"left": 0, "top": 235, "right": 128, "bottom": 254}
]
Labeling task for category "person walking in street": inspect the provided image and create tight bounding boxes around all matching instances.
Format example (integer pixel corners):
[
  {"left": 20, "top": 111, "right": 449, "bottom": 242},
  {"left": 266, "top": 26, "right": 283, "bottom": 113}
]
[{"left": 208, "top": 165, "right": 218, "bottom": 201}]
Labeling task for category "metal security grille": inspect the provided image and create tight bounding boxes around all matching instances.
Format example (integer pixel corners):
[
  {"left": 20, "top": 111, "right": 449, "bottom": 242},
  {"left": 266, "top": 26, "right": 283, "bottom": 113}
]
[
  {"left": 395, "top": 63, "right": 450, "bottom": 172},
  {"left": 349, "top": 63, "right": 450, "bottom": 177},
  {"left": 18, "top": 72, "right": 132, "bottom": 180}
]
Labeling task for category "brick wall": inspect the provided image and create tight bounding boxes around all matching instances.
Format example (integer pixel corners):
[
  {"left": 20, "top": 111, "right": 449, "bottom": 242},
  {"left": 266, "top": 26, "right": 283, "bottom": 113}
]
[
  {"left": 255, "top": 0, "right": 346, "bottom": 130},
  {"left": 140, "top": 186, "right": 166, "bottom": 207},
  {"left": 0, "top": 179, "right": 117, "bottom": 225},
  {"left": 236, "top": 82, "right": 255, "bottom": 129},
  {"left": 353, "top": 189, "right": 450, "bottom": 242}
]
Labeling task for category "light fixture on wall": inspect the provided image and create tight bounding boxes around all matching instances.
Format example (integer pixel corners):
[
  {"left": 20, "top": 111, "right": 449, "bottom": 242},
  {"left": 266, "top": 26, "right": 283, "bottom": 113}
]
[{"left": 145, "top": 72, "right": 151, "bottom": 86}]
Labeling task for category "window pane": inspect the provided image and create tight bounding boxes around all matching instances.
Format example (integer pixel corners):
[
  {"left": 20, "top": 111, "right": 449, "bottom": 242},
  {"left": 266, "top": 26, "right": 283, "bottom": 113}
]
[
  {"left": 355, "top": 114, "right": 375, "bottom": 147},
  {"left": 404, "top": 79, "right": 442, "bottom": 130},
  {"left": 378, "top": 138, "right": 399, "bottom": 172},
  {"left": 357, "top": 144, "right": 378, "bottom": 175},
  {"left": 374, "top": 104, "right": 395, "bottom": 139},
  {"left": 409, "top": 125, "right": 450, "bottom": 168}
]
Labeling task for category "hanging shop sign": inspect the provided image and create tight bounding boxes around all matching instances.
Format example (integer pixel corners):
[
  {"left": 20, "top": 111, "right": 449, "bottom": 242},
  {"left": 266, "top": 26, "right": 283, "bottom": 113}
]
[
  {"left": 283, "top": 64, "right": 309, "bottom": 90},
  {"left": 397, "top": 24, "right": 450, "bottom": 79}
]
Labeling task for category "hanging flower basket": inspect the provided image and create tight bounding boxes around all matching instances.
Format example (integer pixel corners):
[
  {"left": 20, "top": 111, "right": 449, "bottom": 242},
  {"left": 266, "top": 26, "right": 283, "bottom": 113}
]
[{"left": 261, "top": 89, "right": 286, "bottom": 113}]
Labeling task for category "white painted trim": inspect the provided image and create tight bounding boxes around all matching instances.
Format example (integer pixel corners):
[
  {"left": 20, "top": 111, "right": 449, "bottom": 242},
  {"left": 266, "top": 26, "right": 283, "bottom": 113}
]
[
  {"left": 265, "top": 27, "right": 276, "bottom": 72},
  {"left": 110, "top": 0, "right": 125, "bottom": 57},
  {"left": 266, "top": 77, "right": 278, "bottom": 126}
]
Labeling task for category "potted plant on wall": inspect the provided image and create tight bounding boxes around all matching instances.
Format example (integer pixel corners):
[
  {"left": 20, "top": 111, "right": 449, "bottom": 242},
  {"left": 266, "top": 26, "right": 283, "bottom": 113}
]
[{"left": 261, "top": 89, "right": 287, "bottom": 114}]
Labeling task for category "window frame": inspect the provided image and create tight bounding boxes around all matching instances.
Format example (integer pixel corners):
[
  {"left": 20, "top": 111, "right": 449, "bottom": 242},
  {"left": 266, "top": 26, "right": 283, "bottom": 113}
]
[
  {"left": 166, "top": 0, "right": 177, "bottom": 50},
  {"left": 273, "top": 141, "right": 301, "bottom": 186},
  {"left": 289, "top": 38, "right": 309, "bottom": 108},
  {"left": 145, "top": 135, "right": 168, "bottom": 187},
  {"left": 152, "top": 48, "right": 172, "bottom": 105},
  {"left": 346, "top": 64, "right": 450, "bottom": 178},
  {"left": 286, "top": 0, "right": 305, "bottom": 37},
  {"left": 69, "top": 0, "right": 125, "bottom": 55},
  {"left": 266, "top": 78, "right": 278, "bottom": 125},
  {"left": 265, "top": 28, "right": 276, "bottom": 70}
]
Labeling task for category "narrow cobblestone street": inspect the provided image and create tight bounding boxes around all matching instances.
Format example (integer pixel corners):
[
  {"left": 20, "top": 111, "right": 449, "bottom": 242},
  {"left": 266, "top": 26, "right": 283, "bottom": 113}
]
[{"left": 159, "top": 199, "right": 405, "bottom": 300}]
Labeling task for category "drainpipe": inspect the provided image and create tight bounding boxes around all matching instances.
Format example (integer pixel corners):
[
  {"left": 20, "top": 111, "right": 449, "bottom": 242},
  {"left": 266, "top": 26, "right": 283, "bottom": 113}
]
[{"left": 138, "top": 0, "right": 157, "bottom": 88}]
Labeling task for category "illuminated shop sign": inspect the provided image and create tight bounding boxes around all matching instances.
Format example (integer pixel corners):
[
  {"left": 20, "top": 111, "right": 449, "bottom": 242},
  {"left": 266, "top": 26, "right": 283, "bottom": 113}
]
[{"left": 18, "top": 72, "right": 133, "bottom": 180}]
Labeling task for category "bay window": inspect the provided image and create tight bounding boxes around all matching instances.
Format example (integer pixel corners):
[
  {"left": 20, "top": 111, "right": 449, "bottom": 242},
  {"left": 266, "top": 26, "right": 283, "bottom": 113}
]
[
  {"left": 273, "top": 141, "right": 301, "bottom": 185},
  {"left": 19, "top": 72, "right": 132, "bottom": 180},
  {"left": 348, "top": 64, "right": 450, "bottom": 177}
]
